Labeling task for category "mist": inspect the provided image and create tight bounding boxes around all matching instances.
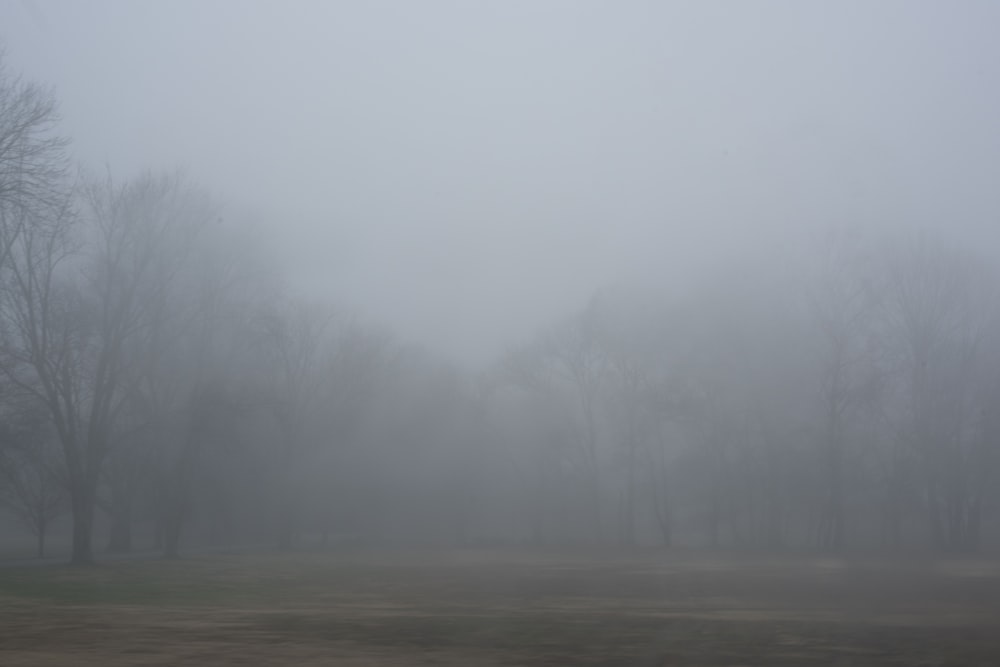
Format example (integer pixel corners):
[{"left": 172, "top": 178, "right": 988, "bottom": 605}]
[
  {"left": 5, "top": 1, "right": 998, "bottom": 367},
  {"left": 1, "top": 3, "right": 1000, "bottom": 664},
  {"left": 0, "top": 0, "right": 1000, "bottom": 665}
]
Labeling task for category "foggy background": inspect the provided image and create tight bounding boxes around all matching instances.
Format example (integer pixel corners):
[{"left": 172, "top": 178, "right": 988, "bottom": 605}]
[
  {"left": 4, "top": 1, "right": 998, "bottom": 364},
  {"left": 1, "top": 1, "right": 1000, "bottom": 563}
]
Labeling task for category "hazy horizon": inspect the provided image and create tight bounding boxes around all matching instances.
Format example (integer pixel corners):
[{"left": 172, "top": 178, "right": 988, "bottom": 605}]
[{"left": 3, "top": 0, "right": 999, "bottom": 364}]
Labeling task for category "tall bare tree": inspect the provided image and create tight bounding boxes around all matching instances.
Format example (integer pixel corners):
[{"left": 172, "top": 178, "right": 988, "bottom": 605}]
[
  {"left": 0, "top": 405, "right": 65, "bottom": 558},
  {"left": 0, "top": 170, "right": 217, "bottom": 564}
]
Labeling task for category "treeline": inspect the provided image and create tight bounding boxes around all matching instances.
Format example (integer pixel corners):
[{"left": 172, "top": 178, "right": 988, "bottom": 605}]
[
  {"left": 2, "top": 55, "right": 999, "bottom": 563},
  {"left": 493, "top": 236, "right": 1000, "bottom": 553}
]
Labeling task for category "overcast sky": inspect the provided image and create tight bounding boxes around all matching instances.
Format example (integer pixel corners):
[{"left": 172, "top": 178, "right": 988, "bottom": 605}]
[{"left": 2, "top": 1, "right": 999, "bottom": 364}]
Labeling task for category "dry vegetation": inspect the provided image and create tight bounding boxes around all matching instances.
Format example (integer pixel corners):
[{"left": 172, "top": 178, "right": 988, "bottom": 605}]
[{"left": 1, "top": 550, "right": 999, "bottom": 666}]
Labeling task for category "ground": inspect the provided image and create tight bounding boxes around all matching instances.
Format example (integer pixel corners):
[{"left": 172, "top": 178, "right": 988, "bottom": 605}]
[{"left": 1, "top": 549, "right": 999, "bottom": 666}]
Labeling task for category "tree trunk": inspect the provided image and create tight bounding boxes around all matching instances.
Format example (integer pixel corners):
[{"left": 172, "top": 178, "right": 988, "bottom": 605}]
[{"left": 69, "top": 480, "right": 96, "bottom": 565}]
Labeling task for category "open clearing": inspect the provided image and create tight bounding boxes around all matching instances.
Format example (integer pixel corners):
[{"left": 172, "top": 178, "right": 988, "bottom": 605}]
[{"left": 1, "top": 549, "right": 999, "bottom": 666}]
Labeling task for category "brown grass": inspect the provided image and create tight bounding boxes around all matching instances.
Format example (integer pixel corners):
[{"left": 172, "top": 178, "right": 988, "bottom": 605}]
[{"left": 1, "top": 549, "right": 999, "bottom": 665}]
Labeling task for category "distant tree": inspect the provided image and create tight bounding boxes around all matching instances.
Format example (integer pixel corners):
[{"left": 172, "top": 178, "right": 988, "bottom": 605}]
[
  {"left": 587, "top": 291, "right": 658, "bottom": 546},
  {"left": 499, "top": 317, "right": 610, "bottom": 546},
  {"left": 807, "top": 229, "right": 883, "bottom": 551},
  {"left": 636, "top": 363, "right": 680, "bottom": 548},
  {"left": 312, "top": 319, "right": 397, "bottom": 544},
  {"left": 252, "top": 301, "right": 337, "bottom": 549},
  {"left": 879, "top": 235, "right": 999, "bottom": 552},
  {"left": 127, "top": 197, "right": 267, "bottom": 559},
  {"left": 542, "top": 311, "right": 609, "bottom": 542}
]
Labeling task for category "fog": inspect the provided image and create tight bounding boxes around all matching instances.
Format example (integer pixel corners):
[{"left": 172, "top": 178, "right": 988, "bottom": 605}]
[
  {"left": 4, "top": 1, "right": 998, "bottom": 365},
  {"left": 1, "top": 2, "right": 1000, "bottom": 566}
]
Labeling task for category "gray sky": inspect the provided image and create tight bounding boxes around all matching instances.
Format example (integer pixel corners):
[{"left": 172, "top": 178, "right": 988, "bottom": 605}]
[{"left": 2, "top": 1, "right": 999, "bottom": 364}]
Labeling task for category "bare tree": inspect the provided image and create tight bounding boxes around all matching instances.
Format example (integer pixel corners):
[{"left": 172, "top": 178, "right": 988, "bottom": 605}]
[
  {"left": 808, "top": 229, "right": 882, "bottom": 550},
  {"left": 0, "top": 51, "right": 68, "bottom": 261},
  {"left": 880, "top": 235, "right": 999, "bottom": 552},
  {"left": 0, "top": 192, "right": 93, "bottom": 562},
  {"left": 97, "top": 172, "right": 223, "bottom": 555},
  {"left": 589, "top": 294, "right": 652, "bottom": 547},
  {"left": 0, "top": 407, "right": 65, "bottom": 558},
  {"left": 313, "top": 319, "right": 398, "bottom": 545},
  {"left": 543, "top": 311, "right": 608, "bottom": 543},
  {"left": 498, "top": 315, "right": 610, "bottom": 545},
  {"left": 0, "top": 170, "right": 216, "bottom": 564},
  {"left": 253, "top": 300, "right": 336, "bottom": 549},
  {"left": 124, "top": 190, "right": 266, "bottom": 559},
  {"left": 0, "top": 55, "right": 71, "bottom": 561}
]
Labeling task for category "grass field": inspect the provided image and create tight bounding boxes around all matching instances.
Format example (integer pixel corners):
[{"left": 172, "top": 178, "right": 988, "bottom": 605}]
[{"left": 1, "top": 549, "right": 999, "bottom": 666}]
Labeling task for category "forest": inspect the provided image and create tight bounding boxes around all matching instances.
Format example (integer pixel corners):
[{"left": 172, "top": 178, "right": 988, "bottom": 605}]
[{"left": 1, "top": 47, "right": 999, "bottom": 567}]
